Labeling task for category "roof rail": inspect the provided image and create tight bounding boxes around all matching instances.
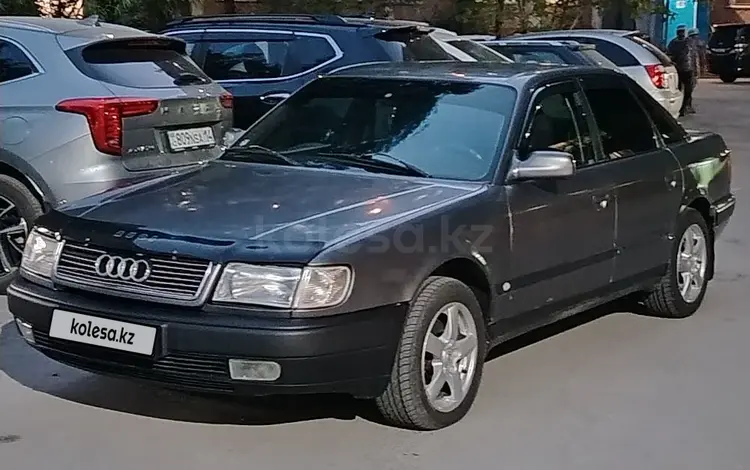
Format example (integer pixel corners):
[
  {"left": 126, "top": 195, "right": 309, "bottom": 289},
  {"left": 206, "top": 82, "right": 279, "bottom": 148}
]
[{"left": 166, "top": 13, "right": 348, "bottom": 27}]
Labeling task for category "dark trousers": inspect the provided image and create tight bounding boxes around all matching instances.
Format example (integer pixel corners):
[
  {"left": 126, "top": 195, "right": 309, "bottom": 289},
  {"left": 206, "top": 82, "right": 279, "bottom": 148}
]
[{"left": 678, "top": 70, "right": 696, "bottom": 114}]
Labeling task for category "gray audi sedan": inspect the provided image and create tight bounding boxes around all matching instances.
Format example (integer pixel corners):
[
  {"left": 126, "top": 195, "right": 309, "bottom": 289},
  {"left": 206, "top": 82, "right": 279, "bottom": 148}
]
[{"left": 8, "top": 62, "right": 735, "bottom": 430}]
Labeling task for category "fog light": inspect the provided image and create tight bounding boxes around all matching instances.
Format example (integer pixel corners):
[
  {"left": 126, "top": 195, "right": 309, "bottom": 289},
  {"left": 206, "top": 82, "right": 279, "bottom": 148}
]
[
  {"left": 228, "top": 359, "right": 281, "bottom": 382},
  {"left": 15, "top": 318, "right": 35, "bottom": 344}
]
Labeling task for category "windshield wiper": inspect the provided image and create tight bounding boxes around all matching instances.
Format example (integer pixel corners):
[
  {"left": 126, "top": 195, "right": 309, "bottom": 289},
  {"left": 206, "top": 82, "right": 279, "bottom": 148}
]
[
  {"left": 223, "top": 145, "right": 300, "bottom": 166},
  {"left": 317, "top": 151, "right": 431, "bottom": 178}
]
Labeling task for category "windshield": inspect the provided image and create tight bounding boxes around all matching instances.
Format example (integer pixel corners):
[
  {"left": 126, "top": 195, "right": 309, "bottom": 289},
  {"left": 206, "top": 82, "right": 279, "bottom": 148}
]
[
  {"left": 226, "top": 77, "right": 516, "bottom": 181},
  {"left": 447, "top": 39, "right": 512, "bottom": 62},
  {"left": 709, "top": 26, "right": 750, "bottom": 46}
]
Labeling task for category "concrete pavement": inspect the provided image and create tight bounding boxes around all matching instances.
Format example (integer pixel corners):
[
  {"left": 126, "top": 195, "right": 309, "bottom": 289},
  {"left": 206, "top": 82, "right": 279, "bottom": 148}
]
[{"left": 1, "top": 79, "right": 750, "bottom": 470}]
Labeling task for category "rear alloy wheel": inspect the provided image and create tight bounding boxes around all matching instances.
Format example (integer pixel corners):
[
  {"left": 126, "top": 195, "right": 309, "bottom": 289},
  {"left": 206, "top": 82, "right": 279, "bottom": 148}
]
[
  {"left": 643, "top": 208, "right": 712, "bottom": 318},
  {"left": 375, "top": 276, "right": 486, "bottom": 430},
  {"left": 720, "top": 74, "right": 737, "bottom": 83},
  {"left": 0, "top": 175, "right": 43, "bottom": 292}
]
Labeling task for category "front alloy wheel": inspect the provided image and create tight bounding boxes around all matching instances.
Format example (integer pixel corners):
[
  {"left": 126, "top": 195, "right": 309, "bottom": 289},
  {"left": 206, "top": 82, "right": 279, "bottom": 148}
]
[
  {"left": 376, "top": 276, "right": 487, "bottom": 430},
  {"left": 422, "top": 302, "right": 479, "bottom": 413}
]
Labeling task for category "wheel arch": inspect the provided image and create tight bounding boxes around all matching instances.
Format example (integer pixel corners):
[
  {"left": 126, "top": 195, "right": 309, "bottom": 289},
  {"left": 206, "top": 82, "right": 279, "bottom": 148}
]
[
  {"left": 681, "top": 196, "right": 715, "bottom": 280},
  {"left": 0, "top": 149, "right": 55, "bottom": 210},
  {"left": 426, "top": 257, "right": 492, "bottom": 324}
]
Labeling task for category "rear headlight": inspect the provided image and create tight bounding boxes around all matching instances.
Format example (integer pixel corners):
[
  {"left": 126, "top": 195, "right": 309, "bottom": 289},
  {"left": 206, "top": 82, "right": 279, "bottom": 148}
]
[
  {"left": 734, "top": 43, "right": 748, "bottom": 51},
  {"left": 220, "top": 92, "right": 233, "bottom": 109},
  {"left": 55, "top": 97, "right": 158, "bottom": 156},
  {"left": 645, "top": 64, "right": 666, "bottom": 89}
]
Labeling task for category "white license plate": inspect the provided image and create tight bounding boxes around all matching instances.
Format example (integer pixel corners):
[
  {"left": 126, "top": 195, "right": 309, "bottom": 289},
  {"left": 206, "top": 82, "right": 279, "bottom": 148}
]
[
  {"left": 167, "top": 127, "right": 215, "bottom": 151},
  {"left": 49, "top": 310, "right": 157, "bottom": 356}
]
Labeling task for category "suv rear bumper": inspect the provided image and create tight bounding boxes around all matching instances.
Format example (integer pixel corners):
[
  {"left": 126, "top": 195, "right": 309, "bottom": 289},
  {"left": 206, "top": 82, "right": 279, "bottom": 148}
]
[{"left": 8, "top": 278, "right": 406, "bottom": 398}]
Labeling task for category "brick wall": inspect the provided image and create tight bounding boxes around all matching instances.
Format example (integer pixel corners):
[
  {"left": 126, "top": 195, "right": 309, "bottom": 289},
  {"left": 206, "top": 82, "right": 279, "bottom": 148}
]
[{"left": 712, "top": 0, "right": 750, "bottom": 25}]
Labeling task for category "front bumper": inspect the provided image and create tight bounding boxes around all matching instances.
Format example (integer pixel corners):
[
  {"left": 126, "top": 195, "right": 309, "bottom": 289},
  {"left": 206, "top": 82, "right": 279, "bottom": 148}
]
[{"left": 8, "top": 278, "right": 407, "bottom": 398}]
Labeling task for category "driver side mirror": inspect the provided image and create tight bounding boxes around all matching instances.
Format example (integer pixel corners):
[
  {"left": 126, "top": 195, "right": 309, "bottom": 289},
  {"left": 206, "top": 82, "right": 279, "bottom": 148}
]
[{"left": 508, "top": 150, "right": 575, "bottom": 181}]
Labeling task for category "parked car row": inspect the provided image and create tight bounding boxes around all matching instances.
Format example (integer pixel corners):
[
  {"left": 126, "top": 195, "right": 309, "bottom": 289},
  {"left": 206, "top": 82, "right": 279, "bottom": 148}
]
[{"left": 2, "top": 14, "right": 735, "bottom": 431}]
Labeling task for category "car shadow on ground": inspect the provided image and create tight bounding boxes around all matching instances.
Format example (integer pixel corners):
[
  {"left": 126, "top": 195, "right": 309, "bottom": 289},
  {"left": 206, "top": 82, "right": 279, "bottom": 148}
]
[{"left": 0, "top": 300, "right": 639, "bottom": 428}]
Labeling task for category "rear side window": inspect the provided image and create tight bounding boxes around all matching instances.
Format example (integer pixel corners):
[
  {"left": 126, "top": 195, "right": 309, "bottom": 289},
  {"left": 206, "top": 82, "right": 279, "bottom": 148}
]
[
  {"left": 0, "top": 39, "right": 37, "bottom": 83},
  {"left": 628, "top": 84, "right": 686, "bottom": 144},
  {"left": 574, "top": 38, "right": 639, "bottom": 67},
  {"left": 70, "top": 40, "right": 210, "bottom": 89},
  {"left": 202, "top": 36, "right": 337, "bottom": 80},
  {"left": 578, "top": 48, "right": 617, "bottom": 68},
  {"left": 629, "top": 36, "right": 673, "bottom": 66},
  {"left": 583, "top": 86, "right": 657, "bottom": 159}
]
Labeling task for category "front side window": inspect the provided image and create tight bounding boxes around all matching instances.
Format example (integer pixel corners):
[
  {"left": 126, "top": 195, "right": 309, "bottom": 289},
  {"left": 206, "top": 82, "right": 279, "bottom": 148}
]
[
  {"left": 524, "top": 91, "right": 595, "bottom": 167},
  {"left": 227, "top": 77, "right": 517, "bottom": 181},
  {"left": 583, "top": 86, "right": 658, "bottom": 159},
  {"left": 0, "top": 39, "right": 37, "bottom": 84},
  {"left": 203, "top": 36, "right": 336, "bottom": 80}
]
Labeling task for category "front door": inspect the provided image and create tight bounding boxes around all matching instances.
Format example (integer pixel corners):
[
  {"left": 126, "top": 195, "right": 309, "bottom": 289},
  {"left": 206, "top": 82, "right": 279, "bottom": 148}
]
[
  {"left": 579, "top": 75, "right": 683, "bottom": 282},
  {"left": 501, "top": 81, "right": 616, "bottom": 319}
]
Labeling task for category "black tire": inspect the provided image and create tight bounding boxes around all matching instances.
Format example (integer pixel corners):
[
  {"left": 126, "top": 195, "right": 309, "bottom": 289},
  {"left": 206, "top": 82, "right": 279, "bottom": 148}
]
[
  {"left": 642, "top": 208, "right": 712, "bottom": 318},
  {"left": 375, "top": 276, "right": 487, "bottom": 430},
  {"left": 0, "top": 175, "right": 43, "bottom": 293},
  {"left": 720, "top": 74, "right": 737, "bottom": 83}
]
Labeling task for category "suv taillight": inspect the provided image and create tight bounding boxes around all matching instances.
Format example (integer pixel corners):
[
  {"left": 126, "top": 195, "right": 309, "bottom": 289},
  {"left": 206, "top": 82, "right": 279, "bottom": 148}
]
[
  {"left": 645, "top": 64, "right": 666, "bottom": 89},
  {"left": 55, "top": 97, "right": 158, "bottom": 156},
  {"left": 220, "top": 92, "right": 233, "bottom": 109}
]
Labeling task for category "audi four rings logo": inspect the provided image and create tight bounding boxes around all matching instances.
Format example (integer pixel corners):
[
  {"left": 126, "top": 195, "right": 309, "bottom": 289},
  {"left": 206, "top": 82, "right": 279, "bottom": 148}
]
[{"left": 94, "top": 255, "right": 151, "bottom": 282}]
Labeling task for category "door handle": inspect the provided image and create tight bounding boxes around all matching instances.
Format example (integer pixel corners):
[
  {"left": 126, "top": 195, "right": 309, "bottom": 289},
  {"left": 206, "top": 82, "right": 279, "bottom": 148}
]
[
  {"left": 592, "top": 194, "right": 610, "bottom": 210},
  {"left": 259, "top": 93, "right": 290, "bottom": 105}
]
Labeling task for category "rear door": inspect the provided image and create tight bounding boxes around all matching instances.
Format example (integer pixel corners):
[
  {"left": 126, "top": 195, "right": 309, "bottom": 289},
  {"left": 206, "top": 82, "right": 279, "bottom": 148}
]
[
  {"left": 184, "top": 29, "right": 342, "bottom": 129},
  {"left": 579, "top": 74, "right": 683, "bottom": 282},
  {"left": 63, "top": 36, "right": 232, "bottom": 172}
]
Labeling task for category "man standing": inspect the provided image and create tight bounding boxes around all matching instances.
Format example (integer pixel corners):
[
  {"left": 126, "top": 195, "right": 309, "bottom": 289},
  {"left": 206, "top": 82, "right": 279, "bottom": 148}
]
[
  {"left": 667, "top": 25, "right": 697, "bottom": 116},
  {"left": 687, "top": 28, "right": 707, "bottom": 112}
]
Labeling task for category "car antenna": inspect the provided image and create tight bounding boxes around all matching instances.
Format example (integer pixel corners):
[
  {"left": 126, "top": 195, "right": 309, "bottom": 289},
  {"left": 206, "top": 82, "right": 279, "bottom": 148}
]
[{"left": 78, "top": 15, "right": 101, "bottom": 27}]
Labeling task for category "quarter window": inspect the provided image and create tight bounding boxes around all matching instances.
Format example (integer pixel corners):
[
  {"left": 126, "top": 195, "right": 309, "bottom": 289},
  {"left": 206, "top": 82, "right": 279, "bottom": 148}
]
[
  {"left": 584, "top": 87, "right": 658, "bottom": 159},
  {"left": 0, "top": 40, "right": 37, "bottom": 83},
  {"left": 574, "top": 38, "right": 638, "bottom": 67},
  {"left": 524, "top": 91, "right": 595, "bottom": 167},
  {"left": 202, "top": 36, "right": 336, "bottom": 80}
]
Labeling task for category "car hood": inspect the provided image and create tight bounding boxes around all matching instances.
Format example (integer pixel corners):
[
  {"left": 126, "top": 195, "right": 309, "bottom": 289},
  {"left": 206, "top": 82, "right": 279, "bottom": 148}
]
[{"left": 53, "top": 162, "right": 484, "bottom": 263}]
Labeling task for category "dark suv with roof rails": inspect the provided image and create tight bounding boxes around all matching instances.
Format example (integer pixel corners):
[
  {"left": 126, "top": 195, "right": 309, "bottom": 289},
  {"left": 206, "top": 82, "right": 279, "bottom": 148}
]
[
  {"left": 161, "top": 13, "right": 471, "bottom": 129},
  {"left": 707, "top": 23, "right": 750, "bottom": 83}
]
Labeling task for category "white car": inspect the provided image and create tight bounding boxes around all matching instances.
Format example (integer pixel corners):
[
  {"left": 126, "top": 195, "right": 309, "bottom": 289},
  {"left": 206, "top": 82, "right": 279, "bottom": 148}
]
[
  {"left": 518, "top": 29, "right": 683, "bottom": 118},
  {"left": 430, "top": 28, "right": 513, "bottom": 62}
]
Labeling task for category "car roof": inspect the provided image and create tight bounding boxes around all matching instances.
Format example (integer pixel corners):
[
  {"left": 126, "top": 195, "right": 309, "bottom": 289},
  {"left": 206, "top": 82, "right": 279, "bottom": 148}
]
[
  {"left": 485, "top": 39, "right": 586, "bottom": 48},
  {"left": 328, "top": 61, "right": 614, "bottom": 88},
  {"left": 518, "top": 29, "right": 638, "bottom": 38},
  {"left": 164, "top": 13, "right": 435, "bottom": 32},
  {"left": 0, "top": 15, "right": 145, "bottom": 36}
]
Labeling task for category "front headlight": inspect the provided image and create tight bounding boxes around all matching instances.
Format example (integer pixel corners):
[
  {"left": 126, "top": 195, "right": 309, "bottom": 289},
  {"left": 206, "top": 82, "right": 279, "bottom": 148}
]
[
  {"left": 21, "top": 229, "right": 61, "bottom": 279},
  {"left": 212, "top": 264, "right": 352, "bottom": 309}
]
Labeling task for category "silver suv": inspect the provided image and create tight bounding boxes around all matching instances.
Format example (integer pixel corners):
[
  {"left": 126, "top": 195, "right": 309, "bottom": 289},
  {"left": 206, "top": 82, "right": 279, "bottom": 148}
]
[{"left": 0, "top": 16, "right": 233, "bottom": 290}]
